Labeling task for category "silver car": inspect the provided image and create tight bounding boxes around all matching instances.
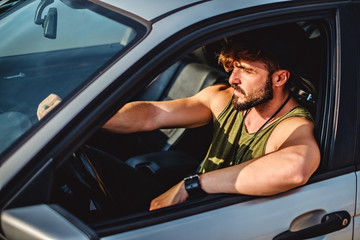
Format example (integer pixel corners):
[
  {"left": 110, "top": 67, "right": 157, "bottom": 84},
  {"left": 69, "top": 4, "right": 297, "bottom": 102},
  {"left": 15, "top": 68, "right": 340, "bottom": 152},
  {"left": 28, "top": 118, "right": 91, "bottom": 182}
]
[{"left": 0, "top": 0, "right": 358, "bottom": 239}]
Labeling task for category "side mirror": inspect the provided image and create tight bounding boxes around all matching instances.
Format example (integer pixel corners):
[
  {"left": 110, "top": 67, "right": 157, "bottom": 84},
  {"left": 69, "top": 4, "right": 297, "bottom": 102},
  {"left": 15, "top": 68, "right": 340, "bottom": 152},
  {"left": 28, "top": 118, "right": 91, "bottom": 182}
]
[{"left": 1, "top": 204, "right": 98, "bottom": 240}]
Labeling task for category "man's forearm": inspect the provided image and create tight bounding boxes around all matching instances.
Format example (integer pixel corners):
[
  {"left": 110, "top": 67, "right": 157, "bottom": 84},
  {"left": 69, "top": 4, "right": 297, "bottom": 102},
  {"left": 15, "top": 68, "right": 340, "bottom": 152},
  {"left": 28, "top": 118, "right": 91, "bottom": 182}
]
[
  {"left": 102, "top": 101, "right": 158, "bottom": 134},
  {"left": 199, "top": 145, "right": 320, "bottom": 196}
]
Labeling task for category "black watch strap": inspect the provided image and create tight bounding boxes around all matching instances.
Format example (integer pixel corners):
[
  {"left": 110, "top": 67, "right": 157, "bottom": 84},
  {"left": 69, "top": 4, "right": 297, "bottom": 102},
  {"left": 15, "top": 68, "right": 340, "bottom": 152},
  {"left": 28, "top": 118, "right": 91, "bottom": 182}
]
[{"left": 184, "top": 174, "right": 205, "bottom": 198}]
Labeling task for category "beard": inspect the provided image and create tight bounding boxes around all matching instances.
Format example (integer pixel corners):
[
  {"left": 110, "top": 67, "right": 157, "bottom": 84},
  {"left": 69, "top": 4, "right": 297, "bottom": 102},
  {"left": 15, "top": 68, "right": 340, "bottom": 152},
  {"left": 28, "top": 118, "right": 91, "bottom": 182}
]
[{"left": 232, "top": 76, "right": 273, "bottom": 111}]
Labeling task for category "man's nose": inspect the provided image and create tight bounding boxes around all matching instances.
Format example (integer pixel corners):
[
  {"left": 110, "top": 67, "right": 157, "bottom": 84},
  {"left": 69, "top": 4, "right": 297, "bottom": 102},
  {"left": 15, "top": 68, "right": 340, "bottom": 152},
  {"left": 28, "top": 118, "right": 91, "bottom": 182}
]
[{"left": 228, "top": 69, "right": 241, "bottom": 85}]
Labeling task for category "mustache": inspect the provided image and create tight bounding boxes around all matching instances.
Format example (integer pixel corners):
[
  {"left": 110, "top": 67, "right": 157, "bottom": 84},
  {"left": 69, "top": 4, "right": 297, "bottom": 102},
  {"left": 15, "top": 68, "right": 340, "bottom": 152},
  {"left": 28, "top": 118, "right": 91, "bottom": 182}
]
[{"left": 231, "top": 84, "right": 245, "bottom": 95}]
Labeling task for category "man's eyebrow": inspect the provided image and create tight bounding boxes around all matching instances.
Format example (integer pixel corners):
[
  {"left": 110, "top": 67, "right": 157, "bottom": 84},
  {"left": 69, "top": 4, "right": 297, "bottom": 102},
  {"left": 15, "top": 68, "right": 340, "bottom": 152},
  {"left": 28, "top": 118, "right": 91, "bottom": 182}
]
[{"left": 238, "top": 64, "right": 256, "bottom": 72}]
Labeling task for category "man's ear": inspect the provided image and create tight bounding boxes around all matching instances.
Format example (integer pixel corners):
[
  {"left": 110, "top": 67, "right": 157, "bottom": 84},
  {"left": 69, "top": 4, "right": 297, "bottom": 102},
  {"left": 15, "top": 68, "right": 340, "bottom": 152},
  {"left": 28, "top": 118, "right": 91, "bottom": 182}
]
[{"left": 273, "top": 70, "right": 290, "bottom": 87}]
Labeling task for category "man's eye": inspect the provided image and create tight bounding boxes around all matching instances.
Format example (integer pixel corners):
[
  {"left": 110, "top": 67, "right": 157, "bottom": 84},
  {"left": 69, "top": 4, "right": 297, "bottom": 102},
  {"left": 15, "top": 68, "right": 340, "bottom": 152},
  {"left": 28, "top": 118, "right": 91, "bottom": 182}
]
[{"left": 241, "top": 67, "right": 253, "bottom": 73}]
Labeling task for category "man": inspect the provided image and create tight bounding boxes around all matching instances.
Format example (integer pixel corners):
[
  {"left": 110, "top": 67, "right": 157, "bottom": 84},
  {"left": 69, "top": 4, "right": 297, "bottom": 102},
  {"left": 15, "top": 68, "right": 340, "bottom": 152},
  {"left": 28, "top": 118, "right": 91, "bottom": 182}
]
[
  {"left": 102, "top": 23, "right": 320, "bottom": 210},
  {"left": 38, "top": 23, "right": 320, "bottom": 212}
]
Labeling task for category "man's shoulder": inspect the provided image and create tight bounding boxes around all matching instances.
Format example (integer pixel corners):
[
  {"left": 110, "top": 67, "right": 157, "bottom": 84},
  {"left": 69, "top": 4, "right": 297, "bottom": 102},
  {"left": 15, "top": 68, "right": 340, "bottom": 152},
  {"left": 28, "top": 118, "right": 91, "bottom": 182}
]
[
  {"left": 205, "top": 84, "right": 233, "bottom": 117},
  {"left": 195, "top": 83, "right": 231, "bottom": 100},
  {"left": 202, "top": 83, "right": 231, "bottom": 93},
  {"left": 275, "top": 105, "right": 315, "bottom": 131},
  {"left": 206, "top": 83, "right": 232, "bottom": 98},
  {"left": 278, "top": 115, "right": 314, "bottom": 128},
  {"left": 266, "top": 114, "right": 315, "bottom": 153}
]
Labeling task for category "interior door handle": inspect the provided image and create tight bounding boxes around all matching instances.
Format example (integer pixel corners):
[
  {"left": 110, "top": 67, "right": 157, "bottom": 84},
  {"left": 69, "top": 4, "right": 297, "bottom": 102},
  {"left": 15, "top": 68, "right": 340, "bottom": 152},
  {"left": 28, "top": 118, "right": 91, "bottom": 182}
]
[{"left": 273, "top": 211, "right": 351, "bottom": 240}]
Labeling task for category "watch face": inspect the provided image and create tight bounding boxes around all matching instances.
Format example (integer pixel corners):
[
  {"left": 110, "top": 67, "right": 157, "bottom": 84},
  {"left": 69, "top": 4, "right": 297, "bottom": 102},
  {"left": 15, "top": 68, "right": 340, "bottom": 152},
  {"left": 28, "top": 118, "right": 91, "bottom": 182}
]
[{"left": 185, "top": 175, "right": 204, "bottom": 198}]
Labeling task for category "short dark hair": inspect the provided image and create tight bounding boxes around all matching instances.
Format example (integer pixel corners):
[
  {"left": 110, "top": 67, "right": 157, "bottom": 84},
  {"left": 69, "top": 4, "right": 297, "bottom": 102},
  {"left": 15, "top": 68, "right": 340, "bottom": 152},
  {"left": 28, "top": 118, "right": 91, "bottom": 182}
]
[
  {"left": 218, "top": 23, "right": 312, "bottom": 91},
  {"left": 217, "top": 36, "right": 281, "bottom": 75}
]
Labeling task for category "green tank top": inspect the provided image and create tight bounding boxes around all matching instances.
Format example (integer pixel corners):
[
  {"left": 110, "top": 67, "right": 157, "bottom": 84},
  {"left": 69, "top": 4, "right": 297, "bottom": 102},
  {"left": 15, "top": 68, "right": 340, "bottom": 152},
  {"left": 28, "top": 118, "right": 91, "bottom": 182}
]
[{"left": 198, "top": 97, "right": 313, "bottom": 173}]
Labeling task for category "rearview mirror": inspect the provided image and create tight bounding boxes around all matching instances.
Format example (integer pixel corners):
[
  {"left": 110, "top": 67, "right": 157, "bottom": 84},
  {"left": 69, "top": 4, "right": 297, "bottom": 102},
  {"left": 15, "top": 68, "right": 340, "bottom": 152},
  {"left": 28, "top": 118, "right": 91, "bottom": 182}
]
[
  {"left": 43, "top": 8, "right": 57, "bottom": 39},
  {"left": 34, "top": 0, "right": 57, "bottom": 39}
]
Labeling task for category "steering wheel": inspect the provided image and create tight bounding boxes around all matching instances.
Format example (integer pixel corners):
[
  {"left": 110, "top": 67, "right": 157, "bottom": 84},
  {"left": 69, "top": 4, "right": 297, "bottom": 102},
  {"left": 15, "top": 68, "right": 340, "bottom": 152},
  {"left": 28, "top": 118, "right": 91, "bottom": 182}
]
[
  {"left": 53, "top": 145, "right": 136, "bottom": 221},
  {"left": 71, "top": 146, "right": 118, "bottom": 213}
]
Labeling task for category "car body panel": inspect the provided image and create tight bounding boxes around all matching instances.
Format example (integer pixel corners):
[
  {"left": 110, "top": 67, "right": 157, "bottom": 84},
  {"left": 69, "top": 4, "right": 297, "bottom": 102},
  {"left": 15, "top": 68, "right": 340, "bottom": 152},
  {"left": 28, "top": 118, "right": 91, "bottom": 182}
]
[
  {"left": 103, "top": 174, "right": 356, "bottom": 240},
  {"left": 1, "top": 204, "right": 91, "bottom": 240},
  {"left": 98, "top": 0, "right": 203, "bottom": 22},
  {"left": 353, "top": 171, "right": 360, "bottom": 239}
]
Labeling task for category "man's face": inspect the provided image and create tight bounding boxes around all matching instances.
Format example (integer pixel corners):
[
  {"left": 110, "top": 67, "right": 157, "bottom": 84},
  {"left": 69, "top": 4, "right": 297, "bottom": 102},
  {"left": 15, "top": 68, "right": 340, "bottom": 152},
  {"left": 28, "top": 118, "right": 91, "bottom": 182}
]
[{"left": 228, "top": 60, "right": 273, "bottom": 111}]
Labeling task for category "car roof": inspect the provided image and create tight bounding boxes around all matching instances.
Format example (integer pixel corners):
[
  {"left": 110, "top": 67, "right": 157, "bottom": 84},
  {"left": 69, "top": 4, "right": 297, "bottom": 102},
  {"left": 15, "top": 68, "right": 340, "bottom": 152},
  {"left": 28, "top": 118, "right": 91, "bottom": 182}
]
[
  {"left": 98, "top": 0, "right": 205, "bottom": 21},
  {"left": 97, "top": 0, "right": 295, "bottom": 22},
  {"left": 98, "top": 0, "right": 351, "bottom": 23}
]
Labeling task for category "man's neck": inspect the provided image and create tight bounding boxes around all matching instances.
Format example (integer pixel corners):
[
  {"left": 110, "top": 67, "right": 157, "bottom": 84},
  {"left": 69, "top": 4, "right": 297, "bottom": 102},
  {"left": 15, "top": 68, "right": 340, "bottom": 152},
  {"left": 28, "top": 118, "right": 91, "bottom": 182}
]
[{"left": 244, "top": 92, "right": 293, "bottom": 133}]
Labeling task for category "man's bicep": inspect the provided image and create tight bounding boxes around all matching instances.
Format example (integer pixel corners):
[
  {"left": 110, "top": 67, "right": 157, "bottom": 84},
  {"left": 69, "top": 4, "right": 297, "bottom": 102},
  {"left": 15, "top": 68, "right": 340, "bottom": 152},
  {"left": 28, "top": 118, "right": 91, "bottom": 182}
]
[
  {"left": 154, "top": 84, "right": 229, "bottom": 128},
  {"left": 275, "top": 118, "right": 320, "bottom": 169},
  {"left": 267, "top": 118, "right": 320, "bottom": 180},
  {"left": 154, "top": 96, "right": 213, "bottom": 129}
]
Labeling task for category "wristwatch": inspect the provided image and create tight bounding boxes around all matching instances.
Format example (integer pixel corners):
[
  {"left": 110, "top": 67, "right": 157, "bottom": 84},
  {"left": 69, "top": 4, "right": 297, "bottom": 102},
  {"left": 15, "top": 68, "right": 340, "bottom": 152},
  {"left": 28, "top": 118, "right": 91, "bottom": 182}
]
[{"left": 184, "top": 174, "right": 205, "bottom": 198}]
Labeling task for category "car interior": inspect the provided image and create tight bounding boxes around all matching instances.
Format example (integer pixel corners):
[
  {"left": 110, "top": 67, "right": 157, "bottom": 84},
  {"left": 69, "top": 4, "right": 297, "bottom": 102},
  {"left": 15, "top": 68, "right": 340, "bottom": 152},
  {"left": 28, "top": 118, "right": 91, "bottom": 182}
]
[{"left": 47, "top": 20, "right": 327, "bottom": 225}]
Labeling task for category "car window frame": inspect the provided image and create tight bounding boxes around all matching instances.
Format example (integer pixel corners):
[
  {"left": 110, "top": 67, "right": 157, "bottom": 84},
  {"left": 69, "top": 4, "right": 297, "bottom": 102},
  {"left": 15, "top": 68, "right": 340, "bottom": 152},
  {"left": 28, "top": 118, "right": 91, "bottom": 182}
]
[{"left": 86, "top": 5, "right": 344, "bottom": 235}]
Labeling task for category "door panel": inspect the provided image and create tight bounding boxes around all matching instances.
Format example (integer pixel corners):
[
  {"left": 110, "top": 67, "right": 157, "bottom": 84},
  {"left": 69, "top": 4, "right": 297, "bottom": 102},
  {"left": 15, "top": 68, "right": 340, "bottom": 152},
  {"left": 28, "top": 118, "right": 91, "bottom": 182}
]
[
  {"left": 352, "top": 171, "right": 360, "bottom": 239},
  {"left": 102, "top": 173, "right": 356, "bottom": 240}
]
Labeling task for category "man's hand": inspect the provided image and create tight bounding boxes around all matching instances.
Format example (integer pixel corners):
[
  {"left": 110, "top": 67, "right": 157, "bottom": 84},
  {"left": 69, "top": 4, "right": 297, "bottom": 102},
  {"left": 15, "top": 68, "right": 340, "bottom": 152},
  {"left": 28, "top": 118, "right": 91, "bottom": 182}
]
[
  {"left": 37, "top": 94, "right": 62, "bottom": 120},
  {"left": 150, "top": 180, "right": 189, "bottom": 211}
]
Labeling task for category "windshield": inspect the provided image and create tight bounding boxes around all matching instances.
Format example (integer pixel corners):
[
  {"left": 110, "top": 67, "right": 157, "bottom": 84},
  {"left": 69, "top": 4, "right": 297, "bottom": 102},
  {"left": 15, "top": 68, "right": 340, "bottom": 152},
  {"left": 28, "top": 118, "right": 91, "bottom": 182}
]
[{"left": 0, "top": 0, "right": 146, "bottom": 155}]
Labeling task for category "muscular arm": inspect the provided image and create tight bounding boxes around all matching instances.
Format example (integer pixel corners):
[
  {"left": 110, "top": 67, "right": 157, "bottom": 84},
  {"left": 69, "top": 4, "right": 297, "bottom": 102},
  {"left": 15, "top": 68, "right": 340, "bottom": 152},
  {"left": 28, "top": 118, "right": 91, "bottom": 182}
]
[
  {"left": 150, "top": 117, "right": 320, "bottom": 210},
  {"left": 102, "top": 84, "right": 230, "bottom": 134},
  {"left": 202, "top": 117, "right": 320, "bottom": 195}
]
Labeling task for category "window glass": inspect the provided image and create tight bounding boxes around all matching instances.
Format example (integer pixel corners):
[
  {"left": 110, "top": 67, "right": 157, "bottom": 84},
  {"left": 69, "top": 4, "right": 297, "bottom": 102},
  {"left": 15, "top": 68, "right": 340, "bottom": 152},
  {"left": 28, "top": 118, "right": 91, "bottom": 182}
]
[{"left": 0, "top": 0, "right": 146, "bottom": 155}]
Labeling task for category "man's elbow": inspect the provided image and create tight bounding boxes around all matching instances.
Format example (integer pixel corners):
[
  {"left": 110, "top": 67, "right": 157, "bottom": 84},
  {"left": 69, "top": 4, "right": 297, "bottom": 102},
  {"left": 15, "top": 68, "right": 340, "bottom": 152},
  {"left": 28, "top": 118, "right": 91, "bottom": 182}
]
[
  {"left": 274, "top": 153, "right": 321, "bottom": 194},
  {"left": 291, "top": 171, "right": 310, "bottom": 188},
  {"left": 291, "top": 153, "right": 321, "bottom": 188}
]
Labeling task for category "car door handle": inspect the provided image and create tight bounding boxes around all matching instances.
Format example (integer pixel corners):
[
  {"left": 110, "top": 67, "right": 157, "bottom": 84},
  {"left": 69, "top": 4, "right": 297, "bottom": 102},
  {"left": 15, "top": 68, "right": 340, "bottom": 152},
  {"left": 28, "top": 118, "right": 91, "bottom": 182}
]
[{"left": 273, "top": 211, "right": 351, "bottom": 240}]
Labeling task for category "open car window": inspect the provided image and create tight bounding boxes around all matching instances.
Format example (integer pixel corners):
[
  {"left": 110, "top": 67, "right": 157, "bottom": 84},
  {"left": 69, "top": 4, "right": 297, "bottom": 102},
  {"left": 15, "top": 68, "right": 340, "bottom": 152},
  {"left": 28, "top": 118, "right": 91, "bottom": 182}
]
[
  {"left": 0, "top": 0, "right": 146, "bottom": 157},
  {"left": 46, "top": 19, "right": 328, "bottom": 231}
]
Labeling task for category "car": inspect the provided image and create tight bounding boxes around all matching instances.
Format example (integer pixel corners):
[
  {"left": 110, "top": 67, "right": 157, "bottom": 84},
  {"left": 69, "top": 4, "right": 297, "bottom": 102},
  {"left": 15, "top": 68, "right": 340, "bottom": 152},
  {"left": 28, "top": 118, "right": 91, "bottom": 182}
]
[{"left": 0, "top": 0, "right": 359, "bottom": 239}]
